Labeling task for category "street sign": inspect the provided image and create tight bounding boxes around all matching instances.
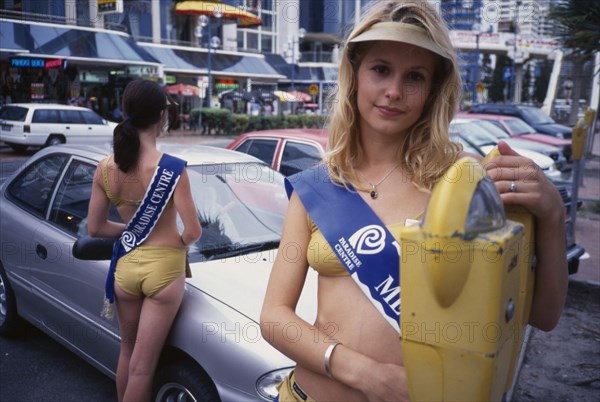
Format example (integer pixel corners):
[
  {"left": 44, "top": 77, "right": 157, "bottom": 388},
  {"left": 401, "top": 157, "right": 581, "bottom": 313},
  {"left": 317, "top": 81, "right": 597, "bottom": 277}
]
[
  {"left": 309, "top": 83, "right": 319, "bottom": 95},
  {"left": 503, "top": 66, "right": 512, "bottom": 81}
]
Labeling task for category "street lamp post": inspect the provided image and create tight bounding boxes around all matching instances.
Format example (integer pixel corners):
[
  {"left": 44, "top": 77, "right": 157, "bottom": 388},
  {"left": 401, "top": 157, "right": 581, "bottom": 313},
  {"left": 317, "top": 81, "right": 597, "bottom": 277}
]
[
  {"left": 288, "top": 28, "right": 306, "bottom": 92},
  {"left": 472, "top": 23, "right": 481, "bottom": 104},
  {"left": 195, "top": 10, "right": 222, "bottom": 109},
  {"left": 509, "top": 0, "right": 522, "bottom": 103}
]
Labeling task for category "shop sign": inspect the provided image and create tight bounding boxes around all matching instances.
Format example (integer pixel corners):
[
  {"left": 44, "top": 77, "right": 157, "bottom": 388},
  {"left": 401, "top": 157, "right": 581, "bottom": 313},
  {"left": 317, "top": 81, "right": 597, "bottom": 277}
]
[
  {"left": 10, "top": 57, "right": 67, "bottom": 69},
  {"left": 31, "top": 83, "right": 44, "bottom": 100},
  {"left": 215, "top": 79, "right": 239, "bottom": 90},
  {"left": 165, "top": 75, "right": 177, "bottom": 84},
  {"left": 80, "top": 71, "right": 109, "bottom": 83},
  {"left": 126, "top": 66, "right": 158, "bottom": 78},
  {"left": 98, "top": 0, "right": 123, "bottom": 14}
]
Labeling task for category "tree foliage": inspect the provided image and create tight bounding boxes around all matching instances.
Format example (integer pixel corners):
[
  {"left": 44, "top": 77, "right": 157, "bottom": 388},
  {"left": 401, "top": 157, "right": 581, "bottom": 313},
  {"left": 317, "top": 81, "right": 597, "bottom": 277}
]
[{"left": 548, "top": 0, "right": 600, "bottom": 61}]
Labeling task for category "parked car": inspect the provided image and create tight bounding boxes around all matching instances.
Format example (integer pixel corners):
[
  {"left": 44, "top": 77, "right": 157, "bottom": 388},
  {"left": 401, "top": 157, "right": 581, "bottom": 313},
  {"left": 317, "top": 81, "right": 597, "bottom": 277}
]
[
  {"left": 0, "top": 143, "right": 318, "bottom": 401},
  {"left": 459, "top": 112, "right": 573, "bottom": 165},
  {"left": 0, "top": 103, "right": 116, "bottom": 153},
  {"left": 450, "top": 119, "right": 563, "bottom": 178},
  {"left": 226, "top": 129, "right": 327, "bottom": 176},
  {"left": 469, "top": 103, "right": 573, "bottom": 138}
]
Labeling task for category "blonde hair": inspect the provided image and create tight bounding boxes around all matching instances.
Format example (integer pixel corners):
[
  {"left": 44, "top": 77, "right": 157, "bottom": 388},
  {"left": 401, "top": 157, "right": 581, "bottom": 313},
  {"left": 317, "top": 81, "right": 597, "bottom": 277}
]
[{"left": 325, "top": 0, "right": 462, "bottom": 190}]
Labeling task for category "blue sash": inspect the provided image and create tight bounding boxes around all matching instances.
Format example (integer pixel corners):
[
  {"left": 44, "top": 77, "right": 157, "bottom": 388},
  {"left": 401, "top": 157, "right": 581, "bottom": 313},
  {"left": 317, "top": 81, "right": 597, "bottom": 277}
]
[
  {"left": 101, "top": 153, "right": 187, "bottom": 319},
  {"left": 285, "top": 165, "right": 402, "bottom": 332}
]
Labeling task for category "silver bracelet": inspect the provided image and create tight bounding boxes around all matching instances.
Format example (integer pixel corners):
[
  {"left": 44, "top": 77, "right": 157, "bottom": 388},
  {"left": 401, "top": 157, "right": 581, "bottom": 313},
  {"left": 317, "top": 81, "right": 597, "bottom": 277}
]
[{"left": 324, "top": 342, "right": 342, "bottom": 379}]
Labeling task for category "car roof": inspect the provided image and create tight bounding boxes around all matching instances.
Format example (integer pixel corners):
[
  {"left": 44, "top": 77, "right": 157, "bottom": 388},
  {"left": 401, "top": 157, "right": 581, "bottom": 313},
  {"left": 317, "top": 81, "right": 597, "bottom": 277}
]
[
  {"left": 2, "top": 103, "right": 93, "bottom": 111},
  {"left": 234, "top": 128, "right": 328, "bottom": 148},
  {"left": 30, "top": 143, "right": 267, "bottom": 166}
]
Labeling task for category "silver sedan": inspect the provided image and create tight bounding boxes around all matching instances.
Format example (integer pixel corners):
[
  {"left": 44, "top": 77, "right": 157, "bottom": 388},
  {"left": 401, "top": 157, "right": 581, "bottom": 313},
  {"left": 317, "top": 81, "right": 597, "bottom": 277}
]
[{"left": 0, "top": 143, "right": 318, "bottom": 401}]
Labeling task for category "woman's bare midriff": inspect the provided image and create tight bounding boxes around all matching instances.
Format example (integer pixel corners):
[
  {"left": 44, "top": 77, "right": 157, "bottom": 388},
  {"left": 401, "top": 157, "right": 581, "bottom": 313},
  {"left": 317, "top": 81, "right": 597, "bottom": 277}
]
[{"left": 295, "top": 275, "right": 404, "bottom": 401}]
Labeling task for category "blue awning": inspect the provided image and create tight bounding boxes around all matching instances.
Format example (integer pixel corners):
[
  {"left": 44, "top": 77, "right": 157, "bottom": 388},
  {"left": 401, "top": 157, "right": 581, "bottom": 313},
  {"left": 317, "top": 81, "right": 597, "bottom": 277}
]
[
  {"left": 140, "top": 44, "right": 285, "bottom": 80},
  {"left": 0, "top": 19, "right": 160, "bottom": 67},
  {"left": 264, "top": 54, "right": 338, "bottom": 83}
]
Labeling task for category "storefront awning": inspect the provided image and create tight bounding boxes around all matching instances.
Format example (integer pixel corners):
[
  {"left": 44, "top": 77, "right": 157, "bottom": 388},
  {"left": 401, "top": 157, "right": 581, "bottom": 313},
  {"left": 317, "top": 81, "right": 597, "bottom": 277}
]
[
  {"left": 175, "top": 1, "right": 262, "bottom": 28},
  {"left": 264, "top": 54, "right": 338, "bottom": 83},
  {"left": 0, "top": 19, "right": 161, "bottom": 68},
  {"left": 140, "top": 44, "right": 285, "bottom": 80}
]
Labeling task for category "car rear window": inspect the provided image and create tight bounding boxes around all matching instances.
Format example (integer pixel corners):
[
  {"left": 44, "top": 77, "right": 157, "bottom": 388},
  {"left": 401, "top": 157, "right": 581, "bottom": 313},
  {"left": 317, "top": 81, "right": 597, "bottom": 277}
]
[
  {"left": 238, "top": 139, "right": 277, "bottom": 165},
  {"left": 0, "top": 106, "right": 28, "bottom": 121},
  {"left": 32, "top": 109, "right": 60, "bottom": 123},
  {"left": 280, "top": 141, "right": 322, "bottom": 176}
]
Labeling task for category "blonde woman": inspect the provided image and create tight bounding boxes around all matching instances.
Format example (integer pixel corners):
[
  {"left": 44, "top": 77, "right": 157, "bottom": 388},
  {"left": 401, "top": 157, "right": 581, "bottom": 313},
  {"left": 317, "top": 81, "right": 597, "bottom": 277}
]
[{"left": 260, "top": 1, "right": 567, "bottom": 401}]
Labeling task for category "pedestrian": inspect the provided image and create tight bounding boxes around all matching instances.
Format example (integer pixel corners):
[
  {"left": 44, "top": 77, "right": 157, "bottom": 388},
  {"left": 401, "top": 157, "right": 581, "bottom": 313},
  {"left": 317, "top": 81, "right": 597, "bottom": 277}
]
[
  {"left": 87, "top": 79, "right": 201, "bottom": 402},
  {"left": 260, "top": 1, "right": 567, "bottom": 401}
]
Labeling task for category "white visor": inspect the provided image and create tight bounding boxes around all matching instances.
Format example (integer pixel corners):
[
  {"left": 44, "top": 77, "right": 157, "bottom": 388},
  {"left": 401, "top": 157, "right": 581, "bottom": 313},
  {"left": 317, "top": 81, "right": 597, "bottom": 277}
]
[{"left": 349, "top": 22, "right": 451, "bottom": 61}]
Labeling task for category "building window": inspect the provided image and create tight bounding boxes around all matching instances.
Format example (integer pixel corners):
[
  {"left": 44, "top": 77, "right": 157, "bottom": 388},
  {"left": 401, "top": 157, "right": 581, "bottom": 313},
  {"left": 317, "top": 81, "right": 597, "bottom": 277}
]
[
  {"left": 261, "top": 35, "right": 273, "bottom": 53},
  {"left": 247, "top": 32, "right": 259, "bottom": 51}
]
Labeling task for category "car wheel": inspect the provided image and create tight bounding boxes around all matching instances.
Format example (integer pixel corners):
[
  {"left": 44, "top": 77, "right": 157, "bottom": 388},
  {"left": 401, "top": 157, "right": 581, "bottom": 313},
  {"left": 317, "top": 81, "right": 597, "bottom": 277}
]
[
  {"left": 153, "top": 360, "right": 220, "bottom": 402},
  {"left": 46, "top": 136, "right": 64, "bottom": 147},
  {"left": 0, "top": 264, "right": 18, "bottom": 336},
  {"left": 9, "top": 144, "right": 28, "bottom": 153}
]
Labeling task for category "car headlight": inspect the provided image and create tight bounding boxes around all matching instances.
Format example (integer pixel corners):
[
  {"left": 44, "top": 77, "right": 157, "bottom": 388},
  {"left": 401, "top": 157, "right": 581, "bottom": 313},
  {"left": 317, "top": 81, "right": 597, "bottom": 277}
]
[{"left": 256, "top": 367, "right": 293, "bottom": 401}]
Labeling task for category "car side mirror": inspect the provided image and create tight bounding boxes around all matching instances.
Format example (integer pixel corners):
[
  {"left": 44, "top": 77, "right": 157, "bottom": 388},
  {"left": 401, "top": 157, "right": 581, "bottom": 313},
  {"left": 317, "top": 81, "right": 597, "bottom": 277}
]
[{"left": 72, "top": 236, "right": 116, "bottom": 260}]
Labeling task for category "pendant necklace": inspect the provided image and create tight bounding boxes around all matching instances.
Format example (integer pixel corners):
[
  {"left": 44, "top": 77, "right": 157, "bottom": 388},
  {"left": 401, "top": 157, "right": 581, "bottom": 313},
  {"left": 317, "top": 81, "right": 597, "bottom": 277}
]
[{"left": 358, "top": 164, "right": 400, "bottom": 200}]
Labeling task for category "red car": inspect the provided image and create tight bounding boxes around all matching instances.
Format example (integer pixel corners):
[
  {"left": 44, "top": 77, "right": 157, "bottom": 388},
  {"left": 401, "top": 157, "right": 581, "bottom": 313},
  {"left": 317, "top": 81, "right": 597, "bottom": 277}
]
[
  {"left": 459, "top": 112, "right": 573, "bottom": 164},
  {"left": 226, "top": 128, "right": 328, "bottom": 176}
]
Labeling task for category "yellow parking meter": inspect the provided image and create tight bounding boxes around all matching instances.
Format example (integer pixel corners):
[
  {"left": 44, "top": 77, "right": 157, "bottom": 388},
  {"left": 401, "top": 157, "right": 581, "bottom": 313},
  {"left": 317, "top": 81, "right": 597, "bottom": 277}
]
[
  {"left": 571, "top": 118, "right": 587, "bottom": 161},
  {"left": 401, "top": 156, "right": 532, "bottom": 401},
  {"left": 584, "top": 107, "right": 595, "bottom": 127}
]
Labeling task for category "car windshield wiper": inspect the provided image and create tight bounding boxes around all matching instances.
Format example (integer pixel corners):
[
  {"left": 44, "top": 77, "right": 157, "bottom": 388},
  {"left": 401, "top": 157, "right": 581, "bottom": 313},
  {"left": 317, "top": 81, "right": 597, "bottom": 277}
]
[{"left": 198, "top": 240, "right": 280, "bottom": 259}]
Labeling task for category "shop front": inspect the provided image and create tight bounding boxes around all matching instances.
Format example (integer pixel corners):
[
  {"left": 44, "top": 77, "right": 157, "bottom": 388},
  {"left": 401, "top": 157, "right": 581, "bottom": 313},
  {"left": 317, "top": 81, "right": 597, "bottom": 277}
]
[
  {"left": 0, "top": 19, "right": 162, "bottom": 120},
  {"left": 140, "top": 43, "right": 284, "bottom": 115}
]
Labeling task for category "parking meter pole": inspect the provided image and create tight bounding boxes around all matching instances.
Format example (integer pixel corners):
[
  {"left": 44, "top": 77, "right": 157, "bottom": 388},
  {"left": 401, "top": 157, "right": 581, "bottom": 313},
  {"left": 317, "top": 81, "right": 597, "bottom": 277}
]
[
  {"left": 579, "top": 108, "right": 597, "bottom": 187},
  {"left": 570, "top": 119, "right": 588, "bottom": 227}
]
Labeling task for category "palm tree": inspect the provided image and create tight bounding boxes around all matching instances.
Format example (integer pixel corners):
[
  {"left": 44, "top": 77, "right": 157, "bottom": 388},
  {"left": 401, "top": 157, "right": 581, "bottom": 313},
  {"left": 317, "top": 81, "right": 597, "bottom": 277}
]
[{"left": 548, "top": 0, "right": 600, "bottom": 124}]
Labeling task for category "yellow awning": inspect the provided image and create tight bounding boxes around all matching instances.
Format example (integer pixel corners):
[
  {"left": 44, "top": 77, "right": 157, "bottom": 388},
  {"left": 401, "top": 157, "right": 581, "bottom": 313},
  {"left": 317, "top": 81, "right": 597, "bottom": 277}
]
[{"left": 175, "top": 1, "right": 262, "bottom": 28}]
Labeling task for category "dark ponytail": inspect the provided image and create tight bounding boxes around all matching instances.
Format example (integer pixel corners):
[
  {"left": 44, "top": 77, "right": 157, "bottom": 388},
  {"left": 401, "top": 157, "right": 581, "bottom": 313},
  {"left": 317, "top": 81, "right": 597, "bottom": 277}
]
[
  {"left": 113, "top": 118, "right": 140, "bottom": 173},
  {"left": 113, "top": 79, "right": 169, "bottom": 173}
]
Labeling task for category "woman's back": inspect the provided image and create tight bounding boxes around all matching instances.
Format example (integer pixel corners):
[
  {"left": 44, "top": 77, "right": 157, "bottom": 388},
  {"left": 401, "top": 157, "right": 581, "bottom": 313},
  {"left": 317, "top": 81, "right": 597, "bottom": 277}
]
[{"left": 102, "top": 150, "right": 183, "bottom": 248}]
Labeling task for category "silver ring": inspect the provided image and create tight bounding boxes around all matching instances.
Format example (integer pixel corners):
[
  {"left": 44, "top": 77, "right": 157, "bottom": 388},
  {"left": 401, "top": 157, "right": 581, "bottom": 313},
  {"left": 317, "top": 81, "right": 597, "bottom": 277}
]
[{"left": 509, "top": 181, "right": 517, "bottom": 193}]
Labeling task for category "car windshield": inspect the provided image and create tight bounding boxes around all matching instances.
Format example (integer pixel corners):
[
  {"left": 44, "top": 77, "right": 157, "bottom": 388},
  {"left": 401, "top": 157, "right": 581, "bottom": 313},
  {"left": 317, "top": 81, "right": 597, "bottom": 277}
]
[
  {"left": 520, "top": 107, "right": 555, "bottom": 125},
  {"left": 472, "top": 120, "right": 511, "bottom": 139},
  {"left": 450, "top": 135, "right": 484, "bottom": 156},
  {"left": 450, "top": 122, "right": 499, "bottom": 147},
  {"left": 182, "top": 163, "right": 288, "bottom": 262},
  {"left": 504, "top": 118, "right": 537, "bottom": 135}
]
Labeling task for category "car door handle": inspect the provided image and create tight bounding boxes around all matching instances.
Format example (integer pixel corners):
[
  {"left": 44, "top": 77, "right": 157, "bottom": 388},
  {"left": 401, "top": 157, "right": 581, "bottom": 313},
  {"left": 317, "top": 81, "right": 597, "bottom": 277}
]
[
  {"left": 88, "top": 127, "right": 93, "bottom": 130},
  {"left": 66, "top": 126, "right": 71, "bottom": 129},
  {"left": 36, "top": 244, "right": 48, "bottom": 259}
]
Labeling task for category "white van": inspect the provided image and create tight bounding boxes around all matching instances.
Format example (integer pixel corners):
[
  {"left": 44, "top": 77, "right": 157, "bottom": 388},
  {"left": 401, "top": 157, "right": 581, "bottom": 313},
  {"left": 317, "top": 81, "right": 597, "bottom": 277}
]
[{"left": 0, "top": 103, "right": 116, "bottom": 152}]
